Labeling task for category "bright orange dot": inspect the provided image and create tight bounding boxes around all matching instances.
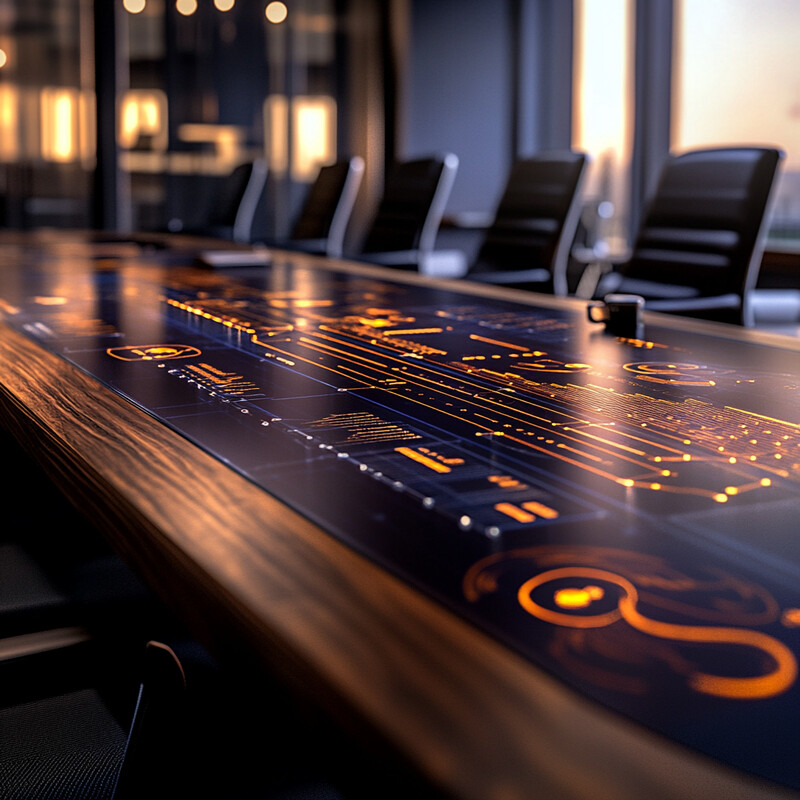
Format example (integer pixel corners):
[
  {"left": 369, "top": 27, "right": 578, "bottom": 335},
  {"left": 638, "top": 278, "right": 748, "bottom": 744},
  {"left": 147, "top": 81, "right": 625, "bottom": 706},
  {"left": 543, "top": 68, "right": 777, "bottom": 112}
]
[
  {"left": 554, "top": 585, "right": 604, "bottom": 609},
  {"left": 782, "top": 609, "right": 800, "bottom": 627}
]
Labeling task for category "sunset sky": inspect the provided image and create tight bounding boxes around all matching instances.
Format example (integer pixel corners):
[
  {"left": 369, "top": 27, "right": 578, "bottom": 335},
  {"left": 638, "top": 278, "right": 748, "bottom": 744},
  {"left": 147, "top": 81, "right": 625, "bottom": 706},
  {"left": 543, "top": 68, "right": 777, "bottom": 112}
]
[{"left": 574, "top": 0, "right": 799, "bottom": 169}]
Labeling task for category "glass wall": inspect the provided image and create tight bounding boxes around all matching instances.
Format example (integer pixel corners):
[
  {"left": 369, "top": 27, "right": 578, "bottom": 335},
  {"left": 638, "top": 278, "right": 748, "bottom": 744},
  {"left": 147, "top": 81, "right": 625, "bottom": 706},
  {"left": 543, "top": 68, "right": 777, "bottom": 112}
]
[
  {"left": 0, "top": 0, "right": 380, "bottom": 244},
  {"left": 574, "top": 0, "right": 800, "bottom": 254},
  {"left": 673, "top": 0, "right": 800, "bottom": 243},
  {"left": 121, "top": 0, "right": 338, "bottom": 239},
  {"left": 572, "top": 0, "right": 634, "bottom": 257},
  {"left": 0, "top": 0, "right": 95, "bottom": 229}
]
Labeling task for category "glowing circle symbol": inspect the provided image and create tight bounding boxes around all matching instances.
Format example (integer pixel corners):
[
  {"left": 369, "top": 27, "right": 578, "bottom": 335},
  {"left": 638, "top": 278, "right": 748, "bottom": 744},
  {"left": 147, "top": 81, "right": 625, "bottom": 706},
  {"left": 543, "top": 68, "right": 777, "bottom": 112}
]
[{"left": 518, "top": 567, "right": 797, "bottom": 699}]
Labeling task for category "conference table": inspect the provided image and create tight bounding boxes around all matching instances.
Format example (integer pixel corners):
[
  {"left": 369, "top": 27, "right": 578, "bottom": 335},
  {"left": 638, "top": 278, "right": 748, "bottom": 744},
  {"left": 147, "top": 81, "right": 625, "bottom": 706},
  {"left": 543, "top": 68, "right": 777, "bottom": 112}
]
[{"left": 1, "top": 230, "right": 799, "bottom": 800}]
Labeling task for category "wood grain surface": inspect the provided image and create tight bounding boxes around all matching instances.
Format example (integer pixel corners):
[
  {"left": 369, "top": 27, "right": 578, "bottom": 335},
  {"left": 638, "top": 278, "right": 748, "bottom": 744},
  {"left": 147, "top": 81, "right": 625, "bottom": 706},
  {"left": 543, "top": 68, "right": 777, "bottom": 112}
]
[{"left": 2, "top": 242, "right": 799, "bottom": 800}]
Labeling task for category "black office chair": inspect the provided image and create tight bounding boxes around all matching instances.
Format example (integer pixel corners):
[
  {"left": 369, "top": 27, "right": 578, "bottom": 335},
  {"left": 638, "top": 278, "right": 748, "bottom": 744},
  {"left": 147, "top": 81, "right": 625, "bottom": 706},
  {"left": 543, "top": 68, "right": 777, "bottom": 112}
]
[
  {"left": 589, "top": 146, "right": 784, "bottom": 326},
  {"left": 209, "top": 159, "right": 268, "bottom": 243},
  {"left": 356, "top": 153, "right": 459, "bottom": 271},
  {"left": 0, "top": 425, "right": 169, "bottom": 646},
  {"left": 169, "top": 159, "right": 268, "bottom": 244},
  {"left": 464, "top": 151, "right": 588, "bottom": 296},
  {"left": 283, "top": 156, "right": 365, "bottom": 258},
  {"left": 0, "top": 638, "right": 185, "bottom": 800}
]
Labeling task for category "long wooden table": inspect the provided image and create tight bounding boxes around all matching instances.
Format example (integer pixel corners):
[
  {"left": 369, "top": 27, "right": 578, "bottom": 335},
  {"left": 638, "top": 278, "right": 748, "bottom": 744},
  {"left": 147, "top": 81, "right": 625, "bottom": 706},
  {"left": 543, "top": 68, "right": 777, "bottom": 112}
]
[{"left": 2, "top": 230, "right": 800, "bottom": 800}]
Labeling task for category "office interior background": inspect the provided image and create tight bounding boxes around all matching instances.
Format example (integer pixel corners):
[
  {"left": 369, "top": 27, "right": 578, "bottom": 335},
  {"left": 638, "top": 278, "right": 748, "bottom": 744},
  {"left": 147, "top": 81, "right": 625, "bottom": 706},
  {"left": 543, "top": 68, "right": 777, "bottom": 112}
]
[{"left": 0, "top": 0, "right": 798, "bottom": 277}]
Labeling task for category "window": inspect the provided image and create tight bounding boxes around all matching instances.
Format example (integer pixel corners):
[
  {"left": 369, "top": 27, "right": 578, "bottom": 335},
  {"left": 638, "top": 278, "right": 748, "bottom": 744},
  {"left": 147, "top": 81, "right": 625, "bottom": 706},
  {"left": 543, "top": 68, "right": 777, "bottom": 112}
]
[
  {"left": 121, "top": 0, "right": 339, "bottom": 238},
  {"left": 574, "top": 0, "right": 800, "bottom": 250},
  {"left": 572, "top": 0, "right": 634, "bottom": 255},
  {"left": 673, "top": 0, "right": 800, "bottom": 242},
  {"left": 0, "top": 0, "right": 95, "bottom": 229}
]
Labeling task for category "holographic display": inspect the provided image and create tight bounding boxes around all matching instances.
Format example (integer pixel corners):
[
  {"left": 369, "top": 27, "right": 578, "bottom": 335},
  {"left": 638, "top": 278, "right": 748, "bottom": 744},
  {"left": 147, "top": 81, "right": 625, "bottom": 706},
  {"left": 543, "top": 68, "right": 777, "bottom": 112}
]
[{"left": 2, "top": 242, "right": 800, "bottom": 791}]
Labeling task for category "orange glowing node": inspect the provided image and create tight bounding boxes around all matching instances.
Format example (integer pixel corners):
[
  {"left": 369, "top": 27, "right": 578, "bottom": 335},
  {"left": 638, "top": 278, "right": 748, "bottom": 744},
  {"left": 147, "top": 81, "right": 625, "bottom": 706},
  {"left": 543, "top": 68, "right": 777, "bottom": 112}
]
[
  {"left": 107, "top": 344, "right": 201, "bottom": 361},
  {"left": 783, "top": 609, "right": 800, "bottom": 628},
  {"left": 554, "top": 585, "right": 605, "bottom": 609}
]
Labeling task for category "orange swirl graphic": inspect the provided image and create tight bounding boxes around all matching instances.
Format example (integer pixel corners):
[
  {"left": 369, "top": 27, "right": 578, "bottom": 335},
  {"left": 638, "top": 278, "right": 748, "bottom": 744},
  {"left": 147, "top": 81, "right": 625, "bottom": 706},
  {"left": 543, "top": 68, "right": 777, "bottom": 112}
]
[
  {"left": 622, "top": 361, "right": 720, "bottom": 385},
  {"left": 518, "top": 567, "right": 797, "bottom": 699}
]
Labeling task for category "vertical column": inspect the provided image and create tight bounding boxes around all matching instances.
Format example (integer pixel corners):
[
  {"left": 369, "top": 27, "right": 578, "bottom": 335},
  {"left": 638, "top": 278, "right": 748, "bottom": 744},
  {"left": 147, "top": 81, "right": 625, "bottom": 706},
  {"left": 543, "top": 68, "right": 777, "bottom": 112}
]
[
  {"left": 630, "top": 0, "right": 673, "bottom": 236},
  {"left": 93, "top": 1, "right": 132, "bottom": 232},
  {"left": 515, "top": 0, "right": 574, "bottom": 156}
]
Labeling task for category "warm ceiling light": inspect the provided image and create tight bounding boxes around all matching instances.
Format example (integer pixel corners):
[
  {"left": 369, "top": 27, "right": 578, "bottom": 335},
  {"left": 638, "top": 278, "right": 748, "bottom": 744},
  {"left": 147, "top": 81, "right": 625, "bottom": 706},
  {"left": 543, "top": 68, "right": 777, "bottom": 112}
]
[
  {"left": 123, "top": 0, "right": 146, "bottom": 12},
  {"left": 0, "top": 49, "right": 7, "bottom": 69},
  {"left": 265, "top": 1, "right": 287, "bottom": 23},
  {"left": 176, "top": 0, "right": 198, "bottom": 16},
  {"left": 214, "top": 0, "right": 235, "bottom": 9}
]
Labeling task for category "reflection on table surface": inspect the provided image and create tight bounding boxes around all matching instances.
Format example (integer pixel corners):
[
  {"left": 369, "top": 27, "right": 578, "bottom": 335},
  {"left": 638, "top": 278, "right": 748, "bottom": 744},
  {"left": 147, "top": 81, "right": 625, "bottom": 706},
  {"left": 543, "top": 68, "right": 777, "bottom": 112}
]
[{"left": 1, "top": 232, "right": 800, "bottom": 798}]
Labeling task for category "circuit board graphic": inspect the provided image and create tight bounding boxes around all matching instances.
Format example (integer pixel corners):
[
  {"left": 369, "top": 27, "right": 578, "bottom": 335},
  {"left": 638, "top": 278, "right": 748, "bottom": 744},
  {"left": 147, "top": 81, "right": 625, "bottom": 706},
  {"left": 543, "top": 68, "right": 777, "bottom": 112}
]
[{"left": 2, "top": 243, "right": 800, "bottom": 791}]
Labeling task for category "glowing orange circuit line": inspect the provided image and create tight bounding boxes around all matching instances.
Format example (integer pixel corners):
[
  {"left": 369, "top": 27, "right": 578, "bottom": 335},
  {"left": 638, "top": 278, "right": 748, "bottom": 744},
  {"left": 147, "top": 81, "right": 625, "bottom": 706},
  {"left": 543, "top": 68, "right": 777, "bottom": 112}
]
[
  {"left": 501, "top": 433, "right": 624, "bottom": 485},
  {"left": 332, "top": 363, "right": 389, "bottom": 385},
  {"left": 504, "top": 379, "right": 697, "bottom": 451},
  {"left": 608, "top": 428, "right": 690, "bottom": 454},
  {"left": 474, "top": 373, "right": 700, "bottom": 452},
  {"left": 522, "top": 501, "right": 559, "bottom": 519},
  {"left": 312, "top": 331, "right": 565, "bottom": 423},
  {"left": 306, "top": 331, "right": 671, "bottom": 476},
  {"left": 312, "top": 330, "right": 569, "bottom": 425},
  {"left": 495, "top": 502, "right": 536, "bottom": 523},
  {"left": 463, "top": 368, "right": 620, "bottom": 426},
  {"left": 252, "top": 338, "right": 376, "bottom": 387},
  {"left": 295, "top": 339, "right": 393, "bottom": 385},
  {"left": 300, "top": 335, "right": 503, "bottom": 420},
  {"left": 469, "top": 334, "right": 530, "bottom": 351},
  {"left": 556, "top": 443, "right": 606, "bottom": 463},
  {"left": 623, "top": 481, "right": 727, "bottom": 502},
  {"left": 300, "top": 341, "right": 416, "bottom": 390},
  {"left": 475, "top": 399, "right": 664, "bottom": 473},
  {"left": 563, "top": 427, "right": 647, "bottom": 456},
  {"left": 384, "top": 327, "right": 444, "bottom": 336},
  {"left": 726, "top": 407, "right": 800, "bottom": 430},
  {"left": 259, "top": 334, "right": 504, "bottom": 438},
  {"left": 297, "top": 336, "right": 388, "bottom": 368},
  {"left": 256, "top": 327, "right": 787, "bottom": 496},
  {"left": 395, "top": 447, "right": 452, "bottom": 473}
]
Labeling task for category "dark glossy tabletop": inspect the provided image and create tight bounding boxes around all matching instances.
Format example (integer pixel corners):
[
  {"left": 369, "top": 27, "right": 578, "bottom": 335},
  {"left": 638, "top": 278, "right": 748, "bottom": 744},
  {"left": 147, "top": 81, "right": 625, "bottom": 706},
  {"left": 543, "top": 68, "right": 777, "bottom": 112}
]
[{"left": 1, "top": 231, "right": 799, "bottom": 800}]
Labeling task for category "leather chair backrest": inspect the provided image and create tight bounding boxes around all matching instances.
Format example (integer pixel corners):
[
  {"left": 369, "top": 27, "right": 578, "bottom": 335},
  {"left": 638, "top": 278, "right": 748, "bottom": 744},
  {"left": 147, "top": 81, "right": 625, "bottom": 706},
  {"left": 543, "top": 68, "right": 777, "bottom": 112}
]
[
  {"left": 208, "top": 160, "right": 268, "bottom": 243},
  {"left": 471, "top": 151, "right": 587, "bottom": 294},
  {"left": 290, "top": 157, "right": 364, "bottom": 257},
  {"left": 361, "top": 154, "right": 458, "bottom": 255},
  {"left": 623, "top": 147, "right": 783, "bottom": 297}
]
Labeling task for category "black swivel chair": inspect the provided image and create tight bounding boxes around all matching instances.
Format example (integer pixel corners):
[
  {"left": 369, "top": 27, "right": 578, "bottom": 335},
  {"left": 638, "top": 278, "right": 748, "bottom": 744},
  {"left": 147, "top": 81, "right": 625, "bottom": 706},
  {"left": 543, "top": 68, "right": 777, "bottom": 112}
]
[
  {"left": 283, "top": 156, "right": 365, "bottom": 258},
  {"left": 589, "top": 146, "right": 784, "bottom": 326},
  {"left": 169, "top": 159, "right": 268, "bottom": 244},
  {"left": 208, "top": 159, "right": 268, "bottom": 243},
  {"left": 0, "top": 639, "right": 185, "bottom": 799},
  {"left": 464, "top": 151, "right": 588, "bottom": 296},
  {"left": 356, "top": 153, "right": 459, "bottom": 271}
]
